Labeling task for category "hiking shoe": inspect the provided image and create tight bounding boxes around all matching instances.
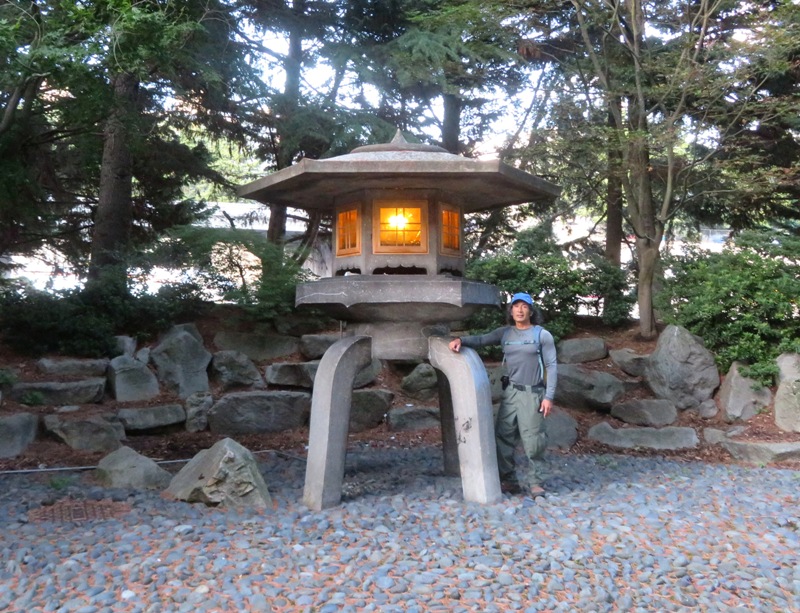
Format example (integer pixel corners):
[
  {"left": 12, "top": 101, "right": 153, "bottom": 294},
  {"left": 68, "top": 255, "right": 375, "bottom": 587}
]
[
  {"left": 528, "top": 485, "right": 546, "bottom": 498},
  {"left": 500, "top": 480, "right": 522, "bottom": 495}
]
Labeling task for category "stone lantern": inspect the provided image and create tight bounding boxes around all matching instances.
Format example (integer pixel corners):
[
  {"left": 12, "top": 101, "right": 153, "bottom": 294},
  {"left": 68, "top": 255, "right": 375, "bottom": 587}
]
[{"left": 239, "top": 131, "right": 559, "bottom": 509}]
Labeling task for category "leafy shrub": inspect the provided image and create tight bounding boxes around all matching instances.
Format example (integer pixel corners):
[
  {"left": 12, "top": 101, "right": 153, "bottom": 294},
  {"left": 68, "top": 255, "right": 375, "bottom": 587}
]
[
  {"left": 0, "top": 278, "right": 207, "bottom": 358},
  {"left": 462, "top": 224, "right": 587, "bottom": 351},
  {"left": 161, "top": 226, "right": 307, "bottom": 324},
  {"left": 20, "top": 390, "right": 45, "bottom": 406},
  {"left": 657, "top": 229, "right": 800, "bottom": 386},
  {"left": 577, "top": 252, "right": 636, "bottom": 327}
]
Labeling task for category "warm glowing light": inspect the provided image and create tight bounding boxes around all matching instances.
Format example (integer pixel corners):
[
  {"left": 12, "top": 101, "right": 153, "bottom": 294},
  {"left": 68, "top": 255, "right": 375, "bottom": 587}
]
[{"left": 388, "top": 214, "right": 408, "bottom": 229}]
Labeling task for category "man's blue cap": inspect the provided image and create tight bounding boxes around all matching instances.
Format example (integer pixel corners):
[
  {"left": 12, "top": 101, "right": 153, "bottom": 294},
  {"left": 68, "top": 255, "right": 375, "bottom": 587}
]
[{"left": 510, "top": 292, "right": 533, "bottom": 306}]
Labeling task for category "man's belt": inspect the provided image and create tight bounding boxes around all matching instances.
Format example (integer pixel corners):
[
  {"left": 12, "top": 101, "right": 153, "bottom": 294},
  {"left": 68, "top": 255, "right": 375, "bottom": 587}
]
[{"left": 511, "top": 382, "right": 544, "bottom": 392}]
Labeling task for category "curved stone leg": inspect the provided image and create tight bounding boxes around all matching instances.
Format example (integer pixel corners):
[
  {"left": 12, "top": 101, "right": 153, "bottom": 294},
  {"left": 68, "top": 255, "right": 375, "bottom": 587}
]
[
  {"left": 303, "top": 336, "right": 372, "bottom": 510},
  {"left": 436, "top": 368, "right": 459, "bottom": 476},
  {"left": 428, "top": 337, "right": 501, "bottom": 504}
]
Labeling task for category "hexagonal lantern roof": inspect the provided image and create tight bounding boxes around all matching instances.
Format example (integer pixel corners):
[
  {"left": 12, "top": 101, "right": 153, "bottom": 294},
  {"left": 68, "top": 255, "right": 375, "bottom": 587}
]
[{"left": 237, "top": 130, "right": 560, "bottom": 212}]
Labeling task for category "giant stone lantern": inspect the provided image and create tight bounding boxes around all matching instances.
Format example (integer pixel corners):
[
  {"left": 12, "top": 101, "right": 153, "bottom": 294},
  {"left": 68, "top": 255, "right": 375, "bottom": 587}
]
[{"left": 239, "top": 131, "right": 560, "bottom": 509}]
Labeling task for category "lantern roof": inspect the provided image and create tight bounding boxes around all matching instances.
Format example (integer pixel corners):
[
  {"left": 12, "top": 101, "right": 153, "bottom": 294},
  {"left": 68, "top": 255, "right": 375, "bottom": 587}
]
[{"left": 237, "top": 130, "right": 560, "bottom": 213}]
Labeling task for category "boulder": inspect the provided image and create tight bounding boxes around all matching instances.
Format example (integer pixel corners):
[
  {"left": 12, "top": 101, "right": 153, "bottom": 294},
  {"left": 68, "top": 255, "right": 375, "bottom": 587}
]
[
  {"left": 116, "top": 404, "right": 186, "bottom": 432},
  {"left": 114, "top": 335, "right": 137, "bottom": 357},
  {"left": 42, "top": 414, "right": 123, "bottom": 453},
  {"left": 611, "top": 399, "right": 678, "bottom": 427},
  {"left": 151, "top": 324, "right": 212, "bottom": 399},
  {"left": 401, "top": 363, "right": 438, "bottom": 401},
  {"left": 774, "top": 353, "right": 800, "bottom": 433},
  {"left": 0, "top": 412, "right": 39, "bottom": 459},
  {"left": 353, "top": 358, "right": 384, "bottom": 389},
  {"left": 265, "top": 358, "right": 383, "bottom": 389},
  {"left": 557, "top": 337, "right": 608, "bottom": 364},
  {"left": 350, "top": 389, "right": 394, "bottom": 433},
  {"left": 587, "top": 421, "right": 699, "bottom": 450},
  {"left": 95, "top": 446, "right": 171, "bottom": 490},
  {"left": 36, "top": 357, "right": 109, "bottom": 377},
  {"left": 609, "top": 348, "right": 649, "bottom": 378},
  {"left": 720, "top": 439, "right": 800, "bottom": 464},
  {"left": 299, "top": 334, "right": 340, "bottom": 360},
  {"left": 387, "top": 405, "right": 440, "bottom": 431},
  {"left": 718, "top": 361, "right": 772, "bottom": 422},
  {"left": 213, "top": 329, "right": 299, "bottom": 361},
  {"left": 165, "top": 438, "right": 272, "bottom": 508},
  {"left": 211, "top": 350, "right": 265, "bottom": 391},
  {"left": 265, "top": 362, "right": 318, "bottom": 388},
  {"left": 553, "top": 364, "right": 626, "bottom": 411},
  {"left": 185, "top": 392, "right": 213, "bottom": 433},
  {"left": 208, "top": 391, "right": 311, "bottom": 435},
  {"left": 10, "top": 378, "right": 106, "bottom": 405},
  {"left": 108, "top": 355, "right": 160, "bottom": 402},
  {"left": 644, "top": 325, "right": 720, "bottom": 410}
]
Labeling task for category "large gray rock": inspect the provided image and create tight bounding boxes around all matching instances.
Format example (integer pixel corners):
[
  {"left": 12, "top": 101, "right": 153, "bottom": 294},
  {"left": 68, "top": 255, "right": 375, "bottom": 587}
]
[
  {"left": 36, "top": 357, "right": 109, "bottom": 377},
  {"left": 718, "top": 361, "right": 772, "bottom": 423},
  {"left": 116, "top": 404, "right": 186, "bottom": 432},
  {"left": 0, "top": 412, "right": 38, "bottom": 459},
  {"left": 299, "top": 334, "right": 340, "bottom": 360},
  {"left": 401, "top": 363, "right": 438, "bottom": 401},
  {"left": 557, "top": 337, "right": 608, "bottom": 364},
  {"left": 353, "top": 358, "right": 384, "bottom": 388},
  {"left": 208, "top": 391, "right": 311, "bottom": 434},
  {"left": 587, "top": 421, "right": 699, "bottom": 450},
  {"left": 775, "top": 353, "right": 800, "bottom": 433},
  {"left": 42, "top": 414, "right": 123, "bottom": 453},
  {"left": 265, "top": 358, "right": 383, "bottom": 389},
  {"left": 350, "top": 389, "right": 394, "bottom": 432},
  {"left": 720, "top": 439, "right": 800, "bottom": 464},
  {"left": 387, "top": 405, "right": 440, "bottom": 431},
  {"left": 211, "top": 350, "right": 265, "bottom": 391},
  {"left": 644, "top": 325, "right": 720, "bottom": 410},
  {"left": 185, "top": 392, "right": 213, "bottom": 433},
  {"left": 10, "top": 378, "right": 106, "bottom": 405},
  {"left": 553, "top": 364, "right": 626, "bottom": 411},
  {"left": 108, "top": 355, "right": 160, "bottom": 402},
  {"left": 213, "top": 329, "right": 299, "bottom": 361},
  {"left": 609, "top": 348, "right": 649, "bottom": 378},
  {"left": 151, "top": 324, "right": 212, "bottom": 398},
  {"left": 95, "top": 446, "right": 171, "bottom": 490},
  {"left": 611, "top": 399, "right": 678, "bottom": 427},
  {"left": 545, "top": 408, "right": 578, "bottom": 450},
  {"left": 265, "top": 362, "right": 318, "bottom": 388},
  {"left": 165, "top": 438, "right": 272, "bottom": 508}
]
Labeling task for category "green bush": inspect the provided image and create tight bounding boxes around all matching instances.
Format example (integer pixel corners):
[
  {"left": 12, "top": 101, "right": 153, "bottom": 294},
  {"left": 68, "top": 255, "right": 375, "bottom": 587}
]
[
  {"left": 462, "top": 224, "right": 587, "bottom": 349},
  {"left": 657, "top": 229, "right": 800, "bottom": 386},
  {"left": 162, "top": 226, "right": 307, "bottom": 324},
  {"left": 0, "top": 279, "right": 207, "bottom": 358},
  {"left": 577, "top": 253, "right": 636, "bottom": 327}
]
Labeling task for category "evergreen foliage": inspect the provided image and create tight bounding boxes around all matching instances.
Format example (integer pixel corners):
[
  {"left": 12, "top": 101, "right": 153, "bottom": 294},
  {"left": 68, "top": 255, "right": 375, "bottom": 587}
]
[{"left": 657, "top": 230, "right": 800, "bottom": 386}]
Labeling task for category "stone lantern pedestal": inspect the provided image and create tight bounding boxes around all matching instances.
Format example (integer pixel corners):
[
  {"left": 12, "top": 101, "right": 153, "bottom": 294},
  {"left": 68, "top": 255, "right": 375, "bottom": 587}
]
[{"left": 296, "top": 274, "right": 503, "bottom": 509}]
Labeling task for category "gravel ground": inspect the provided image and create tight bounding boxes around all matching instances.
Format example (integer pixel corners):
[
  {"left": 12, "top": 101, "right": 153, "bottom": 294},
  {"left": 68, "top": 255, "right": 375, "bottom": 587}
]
[{"left": 1, "top": 446, "right": 800, "bottom": 612}]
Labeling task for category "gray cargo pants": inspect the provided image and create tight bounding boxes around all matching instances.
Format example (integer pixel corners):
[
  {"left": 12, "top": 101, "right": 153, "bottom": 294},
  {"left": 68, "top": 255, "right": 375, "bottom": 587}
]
[{"left": 496, "top": 384, "right": 547, "bottom": 487}]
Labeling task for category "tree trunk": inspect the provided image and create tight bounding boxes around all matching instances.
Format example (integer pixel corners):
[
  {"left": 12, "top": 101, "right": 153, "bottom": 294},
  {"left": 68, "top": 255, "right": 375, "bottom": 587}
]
[
  {"left": 442, "top": 93, "right": 461, "bottom": 154},
  {"left": 88, "top": 71, "right": 138, "bottom": 287},
  {"left": 604, "top": 102, "right": 623, "bottom": 266},
  {"left": 635, "top": 237, "right": 659, "bottom": 339},
  {"left": 267, "top": 0, "right": 305, "bottom": 244}
]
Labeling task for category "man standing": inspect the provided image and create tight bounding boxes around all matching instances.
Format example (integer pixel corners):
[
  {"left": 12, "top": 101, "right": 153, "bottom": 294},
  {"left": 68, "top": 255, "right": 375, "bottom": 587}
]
[{"left": 449, "top": 292, "right": 558, "bottom": 496}]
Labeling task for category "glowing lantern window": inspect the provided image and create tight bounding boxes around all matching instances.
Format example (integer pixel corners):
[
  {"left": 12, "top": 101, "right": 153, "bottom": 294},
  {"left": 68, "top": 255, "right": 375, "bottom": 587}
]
[
  {"left": 440, "top": 205, "right": 460, "bottom": 254},
  {"left": 374, "top": 201, "right": 427, "bottom": 253},
  {"left": 336, "top": 206, "right": 360, "bottom": 255}
]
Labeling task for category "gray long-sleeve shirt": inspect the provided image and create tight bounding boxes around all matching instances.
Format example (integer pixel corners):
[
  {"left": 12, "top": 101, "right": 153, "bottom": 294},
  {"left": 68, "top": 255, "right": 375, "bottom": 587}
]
[{"left": 460, "top": 325, "right": 558, "bottom": 401}]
